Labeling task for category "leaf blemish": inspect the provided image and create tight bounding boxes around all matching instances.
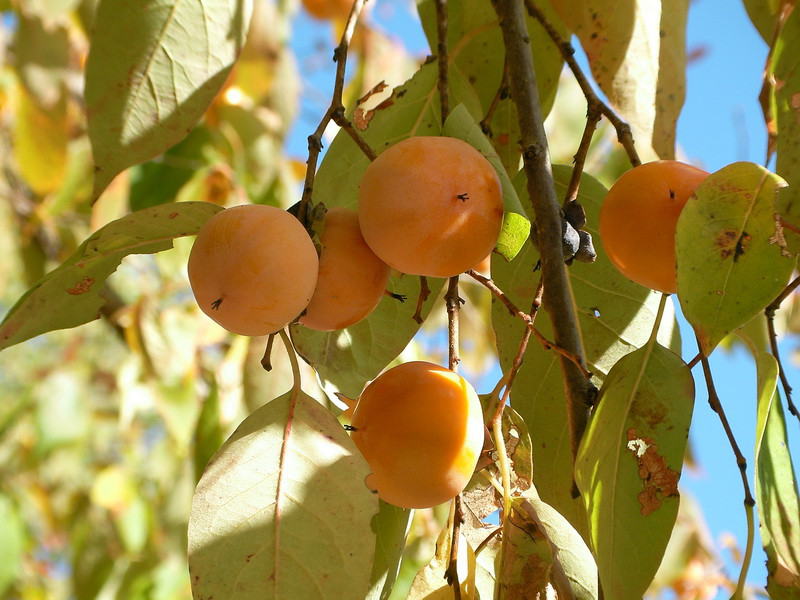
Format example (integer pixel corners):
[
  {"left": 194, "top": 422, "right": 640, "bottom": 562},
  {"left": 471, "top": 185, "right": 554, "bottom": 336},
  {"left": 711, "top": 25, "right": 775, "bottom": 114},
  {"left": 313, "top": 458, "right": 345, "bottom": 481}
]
[
  {"left": 626, "top": 428, "right": 679, "bottom": 516},
  {"left": 67, "top": 277, "right": 94, "bottom": 295}
]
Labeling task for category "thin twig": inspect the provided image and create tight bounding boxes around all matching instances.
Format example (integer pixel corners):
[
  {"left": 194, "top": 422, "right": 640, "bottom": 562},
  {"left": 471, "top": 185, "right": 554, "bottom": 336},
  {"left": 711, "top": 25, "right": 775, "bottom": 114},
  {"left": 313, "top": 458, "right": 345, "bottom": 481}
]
[
  {"left": 412, "top": 276, "right": 431, "bottom": 324},
  {"left": 479, "top": 59, "right": 510, "bottom": 138},
  {"left": 435, "top": 0, "right": 450, "bottom": 123},
  {"left": 297, "top": 0, "right": 373, "bottom": 227},
  {"left": 469, "top": 270, "right": 592, "bottom": 379},
  {"left": 563, "top": 103, "right": 602, "bottom": 208},
  {"left": 697, "top": 340, "right": 756, "bottom": 599},
  {"left": 765, "top": 275, "right": 800, "bottom": 426},
  {"left": 261, "top": 333, "right": 277, "bottom": 371},
  {"left": 523, "top": 0, "right": 640, "bottom": 167}
]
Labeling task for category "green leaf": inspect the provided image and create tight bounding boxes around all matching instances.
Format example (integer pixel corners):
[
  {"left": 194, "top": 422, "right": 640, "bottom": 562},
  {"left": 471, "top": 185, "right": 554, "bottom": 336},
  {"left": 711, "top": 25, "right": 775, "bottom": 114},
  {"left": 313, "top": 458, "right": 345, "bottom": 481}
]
[
  {"left": 492, "top": 165, "right": 681, "bottom": 540},
  {"left": 772, "top": 5, "right": 800, "bottom": 244},
  {"left": 129, "top": 124, "right": 217, "bottom": 211},
  {"left": 0, "top": 495, "right": 24, "bottom": 595},
  {"left": 513, "top": 489, "right": 599, "bottom": 600},
  {"left": 495, "top": 211, "right": 531, "bottom": 262},
  {"left": 85, "top": 0, "right": 252, "bottom": 200},
  {"left": 743, "top": 0, "right": 784, "bottom": 42},
  {"left": 676, "top": 161, "right": 797, "bottom": 355},
  {"left": 366, "top": 502, "right": 411, "bottom": 600},
  {"left": 193, "top": 380, "right": 224, "bottom": 483},
  {"left": 575, "top": 342, "right": 695, "bottom": 600},
  {"left": 555, "top": 0, "right": 688, "bottom": 159},
  {"left": 0, "top": 202, "right": 222, "bottom": 351},
  {"left": 188, "top": 390, "right": 378, "bottom": 600},
  {"left": 755, "top": 352, "right": 800, "bottom": 596}
]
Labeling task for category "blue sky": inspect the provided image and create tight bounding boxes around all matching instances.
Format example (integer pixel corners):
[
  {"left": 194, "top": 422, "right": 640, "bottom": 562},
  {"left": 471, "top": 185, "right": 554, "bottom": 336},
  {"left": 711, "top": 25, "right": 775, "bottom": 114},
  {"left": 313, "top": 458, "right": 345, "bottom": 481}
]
[{"left": 290, "top": 0, "right": 798, "bottom": 596}]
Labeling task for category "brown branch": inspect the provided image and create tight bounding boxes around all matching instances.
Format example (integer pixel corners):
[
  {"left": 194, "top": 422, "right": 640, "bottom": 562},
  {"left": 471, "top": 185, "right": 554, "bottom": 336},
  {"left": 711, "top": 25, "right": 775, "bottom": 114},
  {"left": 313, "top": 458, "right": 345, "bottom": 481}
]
[
  {"left": 697, "top": 339, "right": 755, "bottom": 509},
  {"left": 445, "top": 276, "right": 463, "bottom": 371},
  {"left": 563, "top": 103, "right": 602, "bottom": 208},
  {"left": 490, "top": 282, "right": 542, "bottom": 425},
  {"left": 765, "top": 275, "right": 800, "bottom": 427},
  {"left": 412, "top": 276, "right": 432, "bottom": 324},
  {"left": 479, "top": 59, "right": 511, "bottom": 138},
  {"left": 297, "top": 0, "right": 373, "bottom": 227},
  {"left": 523, "top": 0, "right": 640, "bottom": 167},
  {"left": 435, "top": 0, "right": 450, "bottom": 124},
  {"left": 488, "top": 0, "right": 593, "bottom": 481},
  {"left": 469, "top": 270, "right": 592, "bottom": 380}
]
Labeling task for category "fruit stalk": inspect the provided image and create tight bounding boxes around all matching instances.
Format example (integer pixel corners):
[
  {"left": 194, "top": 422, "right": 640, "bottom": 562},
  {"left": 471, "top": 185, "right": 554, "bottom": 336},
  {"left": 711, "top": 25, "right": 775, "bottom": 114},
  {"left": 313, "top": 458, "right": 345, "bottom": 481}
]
[{"left": 493, "top": 0, "right": 591, "bottom": 481}]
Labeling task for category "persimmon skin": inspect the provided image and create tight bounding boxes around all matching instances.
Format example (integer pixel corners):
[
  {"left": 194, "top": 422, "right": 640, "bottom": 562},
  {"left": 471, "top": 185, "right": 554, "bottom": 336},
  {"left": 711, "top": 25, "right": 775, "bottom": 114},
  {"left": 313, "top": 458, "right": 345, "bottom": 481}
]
[
  {"left": 350, "top": 361, "right": 485, "bottom": 509},
  {"left": 599, "top": 161, "right": 709, "bottom": 293},
  {"left": 358, "top": 136, "right": 504, "bottom": 278},
  {"left": 301, "top": 0, "right": 352, "bottom": 20},
  {"left": 187, "top": 204, "right": 319, "bottom": 336},
  {"left": 299, "top": 207, "right": 390, "bottom": 331}
]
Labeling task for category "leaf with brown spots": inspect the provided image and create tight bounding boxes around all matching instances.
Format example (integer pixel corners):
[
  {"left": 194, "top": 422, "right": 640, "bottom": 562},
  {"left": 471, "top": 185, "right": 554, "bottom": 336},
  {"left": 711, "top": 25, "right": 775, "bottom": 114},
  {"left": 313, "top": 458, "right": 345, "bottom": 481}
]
[
  {"left": 676, "top": 161, "right": 797, "bottom": 355},
  {"left": 575, "top": 342, "right": 694, "bottom": 600},
  {"left": 0, "top": 202, "right": 222, "bottom": 351}
]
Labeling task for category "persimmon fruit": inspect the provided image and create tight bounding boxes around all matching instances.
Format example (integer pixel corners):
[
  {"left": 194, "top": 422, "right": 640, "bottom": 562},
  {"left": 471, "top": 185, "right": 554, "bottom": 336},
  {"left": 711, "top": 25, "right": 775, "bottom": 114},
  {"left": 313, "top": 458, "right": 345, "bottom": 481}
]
[
  {"left": 599, "top": 160, "right": 709, "bottom": 293},
  {"left": 299, "top": 207, "right": 390, "bottom": 331},
  {"left": 187, "top": 204, "right": 319, "bottom": 336},
  {"left": 301, "top": 0, "right": 352, "bottom": 21},
  {"left": 349, "top": 361, "right": 485, "bottom": 509},
  {"left": 358, "top": 136, "right": 504, "bottom": 278}
]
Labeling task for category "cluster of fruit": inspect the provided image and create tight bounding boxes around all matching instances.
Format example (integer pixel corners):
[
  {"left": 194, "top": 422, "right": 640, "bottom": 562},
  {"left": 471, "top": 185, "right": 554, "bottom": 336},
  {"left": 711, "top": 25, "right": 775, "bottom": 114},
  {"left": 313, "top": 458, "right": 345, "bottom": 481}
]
[{"left": 187, "top": 135, "right": 503, "bottom": 508}]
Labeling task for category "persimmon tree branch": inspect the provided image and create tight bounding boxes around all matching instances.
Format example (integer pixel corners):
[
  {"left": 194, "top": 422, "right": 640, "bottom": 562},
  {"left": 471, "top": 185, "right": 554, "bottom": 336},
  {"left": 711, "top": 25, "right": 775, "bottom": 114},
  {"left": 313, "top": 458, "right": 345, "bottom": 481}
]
[
  {"left": 697, "top": 342, "right": 755, "bottom": 598},
  {"left": 297, "top": 0, "right": 374, "bottom": 227},
  {"left": 523, "top": 0, "right": 640, "bottom": 168},
  {"left": 492, "top": 0, "right": 593, "bottom": 490},
  {"left": 765, "top": 274, "right": 800, "bottom": 427},
  {"left": 469, "top": 270, "right": 591, "bottom": 379}
]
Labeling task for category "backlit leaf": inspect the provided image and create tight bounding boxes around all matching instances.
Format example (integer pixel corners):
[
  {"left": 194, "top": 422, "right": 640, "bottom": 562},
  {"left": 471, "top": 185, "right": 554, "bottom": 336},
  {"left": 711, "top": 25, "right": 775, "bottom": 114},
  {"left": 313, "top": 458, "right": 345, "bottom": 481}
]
[
  {"left": 513, "top": 489, "right": 599, "bottom": 599},
  {"left": 14, "top": 86, "right": 68, "bottom": 195},
  {"left": 408, "top": 528, "right": 476, "bottom": 600},
  {"left": 0, "top": 202, "right": 222, "bottom": 351},
  {"left": 85, "top": 0, "right": 252, "bottom": 200},
  {"left": 554, "top": 0, "right": 687, "bottom": 159},
  {"left": 366, "top": 502, "right": 411, "bottom": 600},
  {"left": 676, "top": 161, "right": 796, "bottom": 355},
  {"left": 11, "top": 13, "right": 69, "bottom": 108},
  {"left": 755, "top": 352, "right": 800, "bottom": 596},
  {"left": 0, "top": 494, "right": 23, "bottom": 595},
  {"left": 575, "top": 342, "right": 694, "bottom": 600},
  {"left": 492, "top": 165, "right": 681, "bottom": 540},
  {"left": 772, "top": 5, "right": 800, "bottom": 243},
  {"left": 188, "top": 390, "right": 378, "bottom": 600}
]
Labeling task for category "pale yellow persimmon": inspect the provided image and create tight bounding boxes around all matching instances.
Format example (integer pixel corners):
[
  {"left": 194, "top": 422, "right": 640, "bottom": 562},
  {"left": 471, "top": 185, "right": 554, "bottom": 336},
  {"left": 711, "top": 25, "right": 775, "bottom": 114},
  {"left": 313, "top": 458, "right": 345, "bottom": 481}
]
[
  {"left": 300, "top": 207, "right": 390, "bottom": 331},
  {"left": 358, "top": 136, "right": 504, "bottom": 278},
  {"left": 187, "top": 204, "right": 319, "bottom": 336},
  {"left": 350, "top": 361, "right": 485, "bottom": 509}
]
